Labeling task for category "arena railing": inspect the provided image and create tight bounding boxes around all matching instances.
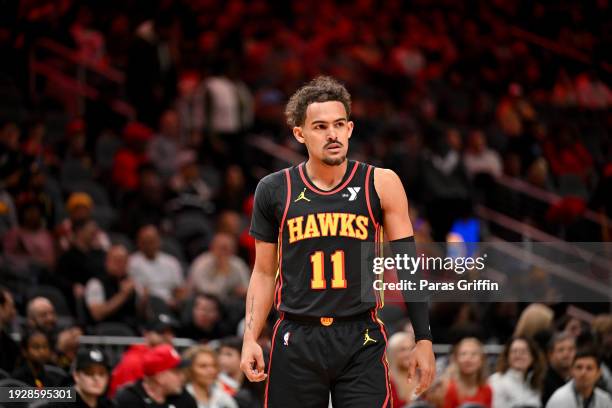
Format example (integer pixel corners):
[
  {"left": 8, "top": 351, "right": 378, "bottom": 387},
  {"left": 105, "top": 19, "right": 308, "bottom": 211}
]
[{"left": 29, "top": 38, "right": 135, "bottom": 119}]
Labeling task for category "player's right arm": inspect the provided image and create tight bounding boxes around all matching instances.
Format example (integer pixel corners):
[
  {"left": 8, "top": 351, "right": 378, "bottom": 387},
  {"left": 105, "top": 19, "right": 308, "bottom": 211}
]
[
  {"left": 240, "top": 239, "right": 277, "bottom": 382},
  {"left": 240, "top": 174, "right": 284, "bottom": 382}
]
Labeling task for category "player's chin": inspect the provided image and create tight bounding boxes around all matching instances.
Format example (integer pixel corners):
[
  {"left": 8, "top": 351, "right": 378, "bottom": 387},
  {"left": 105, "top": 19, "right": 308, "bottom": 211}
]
[{"left": 322, "top": 153, "right": 346, "bottom": 166}]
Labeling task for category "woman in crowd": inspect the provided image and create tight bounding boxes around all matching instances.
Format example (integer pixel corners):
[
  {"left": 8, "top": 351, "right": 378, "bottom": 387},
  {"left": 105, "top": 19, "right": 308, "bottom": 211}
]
[
  {"left": 442, "top": 337, "right": 492, "bottom": 408},
  {"left": 12, "top": 330, "right": 66, "bottom": 387},
  {"left": 182, "top": 345, "right": 237, "bottom": 408},
  {"left": 388, "top": 331, "right": 422, "bottom": 408},
  {"left": 488, "top": 336, "right": 546, "bottom": 408}
]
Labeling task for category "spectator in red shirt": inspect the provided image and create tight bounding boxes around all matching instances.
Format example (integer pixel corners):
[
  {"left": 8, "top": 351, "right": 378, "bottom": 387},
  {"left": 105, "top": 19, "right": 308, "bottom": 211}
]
[
  {"left": 543, "top": 125, "right": 593, "bottom": 182},
  {"left": 108, "top": 313, "right": 177, "bottom": 397},
  {"left": 442, "top": 337, "right": 493, "bottom": 408},
  {"left": 112, "top": 122, "right": 152, "bottom": 191}
]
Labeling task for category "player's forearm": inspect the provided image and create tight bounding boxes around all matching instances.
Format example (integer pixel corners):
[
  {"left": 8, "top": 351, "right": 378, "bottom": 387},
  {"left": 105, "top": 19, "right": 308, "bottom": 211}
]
[{"left": 243, "top": 268, "right": 276, "bottom": 342}]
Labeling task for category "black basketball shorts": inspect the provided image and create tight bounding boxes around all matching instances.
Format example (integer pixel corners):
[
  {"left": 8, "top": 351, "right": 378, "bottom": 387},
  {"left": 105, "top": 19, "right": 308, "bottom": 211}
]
[{"left": 264, "top": 310, "right": 392, "bottom": 408}]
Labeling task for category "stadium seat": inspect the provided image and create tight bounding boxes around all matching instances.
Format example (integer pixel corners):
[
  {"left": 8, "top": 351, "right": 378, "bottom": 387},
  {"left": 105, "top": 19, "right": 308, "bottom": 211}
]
[
  {"left": 26, "top": 285, "right": 71, "bottom": 317},
  {"left": 93, "top": 322, "right": 136, "bottom": 337},
  {"left": 0, "top": 378, "right": 29, "bottom": 387}
]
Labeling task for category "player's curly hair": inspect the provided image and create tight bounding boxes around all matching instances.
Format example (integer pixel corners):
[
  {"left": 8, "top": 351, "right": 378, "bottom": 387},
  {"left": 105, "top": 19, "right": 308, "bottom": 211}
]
[{"left": 284, "top": 76, "right": 351, "bottom": 128}]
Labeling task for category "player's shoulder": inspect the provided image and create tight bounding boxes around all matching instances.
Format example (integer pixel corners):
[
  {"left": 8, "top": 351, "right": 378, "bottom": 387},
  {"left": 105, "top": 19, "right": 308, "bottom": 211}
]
[
  {"left": 372, "top": 166, "right": 401, "bottom": 185},
  {"left": 257, "top": 167, "right": 289, "bottom": 189}
]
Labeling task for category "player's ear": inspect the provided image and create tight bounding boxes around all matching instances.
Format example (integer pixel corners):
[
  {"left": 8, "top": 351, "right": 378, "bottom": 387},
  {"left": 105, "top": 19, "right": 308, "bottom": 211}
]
[
  {"left": 293, "top": 126, "right": 305, "bottom": 144},
  {"left": 347, "top": 120, "right": 354, "bottom": 139}
]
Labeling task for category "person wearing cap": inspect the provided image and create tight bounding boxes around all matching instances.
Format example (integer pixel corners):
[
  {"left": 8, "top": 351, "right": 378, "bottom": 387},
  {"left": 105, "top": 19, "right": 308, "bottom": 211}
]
[
  {"left": 114, "top": 344, "right": 196, "bottom": 408},
  {"left": 57, "top": 192, "right": 111, "bottom": 252},
  {"left": 46, "top": 348, "right": 115, "bottom": 408},
  {"left": 108, "top": 313, "right": 178, "bottom": 397}
]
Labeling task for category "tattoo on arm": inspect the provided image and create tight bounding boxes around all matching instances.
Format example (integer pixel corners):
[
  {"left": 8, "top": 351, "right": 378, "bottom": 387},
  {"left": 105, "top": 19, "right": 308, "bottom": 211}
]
[{"left": 247, "top": 295, "right": 254, "bottom": 331}]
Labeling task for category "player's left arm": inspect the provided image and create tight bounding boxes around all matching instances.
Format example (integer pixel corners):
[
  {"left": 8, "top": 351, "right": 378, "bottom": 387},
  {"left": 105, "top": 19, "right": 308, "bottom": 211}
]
[{"left": 374, "top": 167, "right": 436, "bottom": 395}]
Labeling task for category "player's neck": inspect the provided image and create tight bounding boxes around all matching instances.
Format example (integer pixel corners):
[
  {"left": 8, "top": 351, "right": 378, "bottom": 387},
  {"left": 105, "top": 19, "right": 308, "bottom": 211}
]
[{"left": 304, "top": 159, "right": 348, "bottom": 190}]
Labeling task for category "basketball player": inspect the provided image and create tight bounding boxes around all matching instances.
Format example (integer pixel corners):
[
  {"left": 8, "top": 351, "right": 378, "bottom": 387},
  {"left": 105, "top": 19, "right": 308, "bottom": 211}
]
[{"left": 241, "top": 76, "right": 435, "bottom": 407}]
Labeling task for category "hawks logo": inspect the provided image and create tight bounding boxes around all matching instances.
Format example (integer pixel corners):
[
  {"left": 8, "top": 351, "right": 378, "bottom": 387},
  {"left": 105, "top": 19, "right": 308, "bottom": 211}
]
[{"left": 286, "top": 212, "right": 369, "bottom": 243}]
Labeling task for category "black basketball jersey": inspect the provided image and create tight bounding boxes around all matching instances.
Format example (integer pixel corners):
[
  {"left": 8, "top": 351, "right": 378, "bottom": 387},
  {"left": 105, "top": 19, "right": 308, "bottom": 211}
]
[{"left": 249, "top": 160, "right": 383, "bottom": 317}]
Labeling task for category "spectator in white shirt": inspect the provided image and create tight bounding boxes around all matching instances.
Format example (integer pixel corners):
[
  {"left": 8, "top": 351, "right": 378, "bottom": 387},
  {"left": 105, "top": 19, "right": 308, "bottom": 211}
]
[
  {"left": 489, "top": 336, "right": 546, "bottom": 408},
  {"left": 188, "top": 233, "right": 249, "bottom": 299},
  {"left": 128, "top": 225, "right": 188, "bottom": 309},
  {"left": 463, "top": 129, "right": 503, "bottom": 180},
  {"left": 546, "top": 348, "right": 612, "bottom": 408}
]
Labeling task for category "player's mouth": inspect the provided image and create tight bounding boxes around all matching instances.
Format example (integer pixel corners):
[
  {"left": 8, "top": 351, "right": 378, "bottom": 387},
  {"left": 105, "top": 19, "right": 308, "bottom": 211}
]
[{"left": 326, "top": 143, "right": 342, "bottom": 152}]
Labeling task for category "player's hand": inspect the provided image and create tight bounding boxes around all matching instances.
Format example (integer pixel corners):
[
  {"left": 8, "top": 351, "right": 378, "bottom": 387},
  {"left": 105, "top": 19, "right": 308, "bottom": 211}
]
[
  {"left": 240, "top": 339, "right": 267, "bottom": 382},
  {"left": 407, "top": 339, "right": 435, "bottom": 396}
]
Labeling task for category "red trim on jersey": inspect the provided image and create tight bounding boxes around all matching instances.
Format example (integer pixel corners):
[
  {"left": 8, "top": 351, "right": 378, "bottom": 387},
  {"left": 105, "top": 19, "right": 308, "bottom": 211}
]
[
  {"left": 374, "top": 224, "right": 381, "bottom": 309},
  {"left": 365, "top": 165, "right": 379, "bottom": 228},
  {"left": 298, "top": 161, "right": 359, "bottom": 195},
  {"left": 275, "top": 169, "right": 292, "bottom": 310},
  {"left": 370, "top": 309, "right": 391, "bottom": 407},
  {"left": 264, "top": 313, "right": 284, "bottom": 407}
]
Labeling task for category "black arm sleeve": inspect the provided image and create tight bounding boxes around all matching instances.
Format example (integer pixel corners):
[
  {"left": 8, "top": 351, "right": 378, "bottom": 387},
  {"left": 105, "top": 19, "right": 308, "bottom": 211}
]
[
  {"left": 391, "top": 236, "right": 433, "bottom": 342},
  {"left": 249, "top": 178, "right": 280, "bottom": 243}
]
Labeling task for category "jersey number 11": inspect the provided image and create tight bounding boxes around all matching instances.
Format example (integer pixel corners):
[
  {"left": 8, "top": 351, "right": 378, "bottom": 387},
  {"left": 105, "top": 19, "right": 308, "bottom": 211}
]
[{"left": 310, "top": 250, "right": 347, "bottom": 289}]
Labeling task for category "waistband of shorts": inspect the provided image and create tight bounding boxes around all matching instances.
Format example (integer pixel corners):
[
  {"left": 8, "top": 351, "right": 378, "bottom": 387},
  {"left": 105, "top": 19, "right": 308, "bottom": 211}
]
[{"left": 282, "top": 310, "right": 372, "bottom": 325}]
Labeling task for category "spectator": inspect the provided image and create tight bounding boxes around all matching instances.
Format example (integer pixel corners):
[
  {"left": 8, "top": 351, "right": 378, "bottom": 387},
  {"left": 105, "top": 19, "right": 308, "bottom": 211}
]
[
  {"left": 179, "top": 294, "right": 231, "bottom": 341},
  {"left": 148, "top": 110, "right": 183, "bottom": 179},
  {"left": 25, "top": 296, "right": 82, "bottom": 370},
  {"left": 128, "top": 225, "right": 187, "bottom": 309},
  {"left": 116, "top": 164, "right": 167, "bottom": 239},
  {"left": 514, "top": 303, "right": 554, "bottom": 350},
  {"left": 56, "top": 218, "right": 107, "bottom": 312},
  {"left": 57, "top": 192, "right": 111, "bottom": 252},
  {"left": 85, "top": 245, "right": 141, "bottom": 328},
  {"left": 115, "top": 344, "right": 195, "bottom": 408},
  {"left": 422, "top": 128, "right": 472, "bottom": 241},
  {"left": 546, "top": 348, "right": 612, "bottom": 408},
  {"left": 12, "top": 330, "right": 66, "bottom": 387},
  {"left": 217, "top": 337, "right": 258, "bottom": 405},
  {"left": 46, "top": 348, "right": 114, "bottom": 408},
  {"left": 183, "top": 345, "right": 238, "bottom": 408},
  {"left": 112, "top": 122, "right": 153, "bottom": 191},
  {"left": 462, "top": 129, "right": 502, "bottom": 181},
  {"left": 168, "top": 149, "right": 216, "bottom": 215},
  {"left": 442, "top": 337, "right": 492, "bottom": 408},
  {"left": 3, "top": 198, "right": 55, "bottom": 269},
  {"left": 188, "top": 232, "right": 250, "bottom": 299},
  {"left": 217, "top": 165, "right": 247, "bottom": 213},
  {"left": 54, "top": 325, "right": 83, "bottom": 373},
  {"left": 387, "top": 330, "right": 420, "bottom": 408},
  {"left": 542, "top": 332, "right": 577, "bottom": 405},
  {"left": 592, "top": 315, "right": 612, "bottom": 395},
  {"left": 26, "top": 296, "right": 59, "bottom": 338},
  {"left": 0, "top": 287, "right": 19, "bottom": 372},
  {"left": 489, "top": 336, "right": 546, "bottom": 408},
  {"left": 109, "top": 313, "right": 177, "bottom": 396},
  {"left": 543, "top": 125, "right": 593, "bottom": 182}
]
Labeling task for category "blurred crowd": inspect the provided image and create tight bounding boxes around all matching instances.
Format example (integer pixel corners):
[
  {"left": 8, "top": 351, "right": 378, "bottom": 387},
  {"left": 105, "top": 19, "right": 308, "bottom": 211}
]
[{"left": 1, "top": 0, "right": 611, "bottom": 407}]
